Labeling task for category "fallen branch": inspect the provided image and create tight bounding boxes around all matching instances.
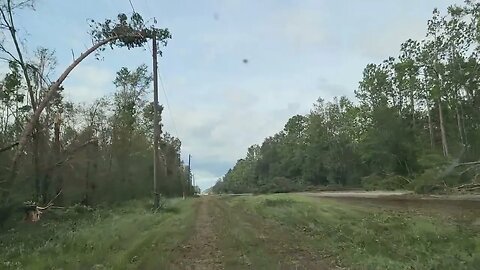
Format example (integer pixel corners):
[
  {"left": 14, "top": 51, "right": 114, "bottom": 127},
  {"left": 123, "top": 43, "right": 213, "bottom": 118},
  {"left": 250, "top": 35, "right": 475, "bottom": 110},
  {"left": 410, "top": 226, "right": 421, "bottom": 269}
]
[
  {"left": 455, "top": 160, "right": 480, "bottom": 167},
  {"left": 399, "top": 176, "right": 412, "bottom": 184},
  {"left": 24, "top": 189, "right": 62, "bottom": 223},
  {"left": 459, "top": 164, "right": 479, "bottom": 175},
  {"left": 456, "top": 183, "right": 480, "bottom": 190}
]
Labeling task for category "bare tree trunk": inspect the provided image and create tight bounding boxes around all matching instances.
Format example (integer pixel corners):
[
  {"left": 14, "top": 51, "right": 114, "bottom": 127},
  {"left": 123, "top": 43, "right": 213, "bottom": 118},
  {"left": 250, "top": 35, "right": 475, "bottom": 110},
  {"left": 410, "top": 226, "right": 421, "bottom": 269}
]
[
  {"left": 456, "top": 106, "right": 464, "bottom": 145},
  {"left": 0, "top": 0, "right": 36, "bottom": 111},
  {"left": 438, "top": 99, "right": 449, "bottom": 157},
  {"left": 33, "top": 128, "right": 40, "bottom": 201},
  {"left": 53, "top": 113, "right": 62, "bottom": 204},
  {"left": 460, "top": 102, "right": 468, "bottom": 146},
  {"left": 427, "top": 100, "right": 434, "bottom": 150},
  {"left": 1, "top": 0, "right": 43, "bottom": 204},
  {"left": 84, "top": 150, "right": 90, "bottom": 206},
  {"left": 410, "top": 89, "right": 415, "bottom": 128}
]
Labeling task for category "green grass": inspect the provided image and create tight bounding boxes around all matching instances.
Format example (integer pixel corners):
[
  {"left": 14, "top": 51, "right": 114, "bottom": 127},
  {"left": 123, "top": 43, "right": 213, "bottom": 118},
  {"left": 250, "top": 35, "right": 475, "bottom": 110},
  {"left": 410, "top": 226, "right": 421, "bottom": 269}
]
[
  {"left": 3, "top": 195, "right": 479, "bottom": 269},
  {"left": 0, "top": 199, "right": 196, "bottom": 269},
  {"left": 228, "top": 194, "right": 480, "bottom": 270},
  {"left": 211, "top": 198, "right": 278, "bottom": 269}
]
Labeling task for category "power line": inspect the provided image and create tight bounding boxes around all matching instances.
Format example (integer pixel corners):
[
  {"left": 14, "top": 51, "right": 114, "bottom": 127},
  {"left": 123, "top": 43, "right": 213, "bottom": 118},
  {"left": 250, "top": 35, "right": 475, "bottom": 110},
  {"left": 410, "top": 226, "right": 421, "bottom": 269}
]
[
  {"left": 158, "top": 70, "right": 180, "bottom": 139},
  {"left": 142, "top": 0, "right": 180, "bottom": 140}
]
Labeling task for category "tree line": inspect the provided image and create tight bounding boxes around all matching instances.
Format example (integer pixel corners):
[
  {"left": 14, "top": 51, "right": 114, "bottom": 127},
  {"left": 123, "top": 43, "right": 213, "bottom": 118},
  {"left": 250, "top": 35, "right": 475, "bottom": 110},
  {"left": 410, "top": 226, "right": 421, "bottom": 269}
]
[
  {"left": 213, "top": 1, "right": 480, "bottom": 194},
  {"left": 0, "top": 0, "right": 193, "bottom": 218}
]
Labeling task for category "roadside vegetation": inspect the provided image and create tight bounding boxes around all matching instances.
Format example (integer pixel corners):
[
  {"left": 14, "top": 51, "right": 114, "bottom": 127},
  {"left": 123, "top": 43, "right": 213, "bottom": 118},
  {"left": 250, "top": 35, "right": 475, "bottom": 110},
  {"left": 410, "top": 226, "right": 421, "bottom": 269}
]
[
  {"left": 213, "top": 1, "right": 480, "bottom": 195},
  {"left": 1, "top": 194, "right": 478, "bottom": 269},
  {"left": 0, "top": 199, "right": 195, "bottom": 269},
  {"left": 226, "top": 194, "right": 480, "bottom": 270},
  {"left": 0, "top": 1, "right": 198, "bottom": 230}
]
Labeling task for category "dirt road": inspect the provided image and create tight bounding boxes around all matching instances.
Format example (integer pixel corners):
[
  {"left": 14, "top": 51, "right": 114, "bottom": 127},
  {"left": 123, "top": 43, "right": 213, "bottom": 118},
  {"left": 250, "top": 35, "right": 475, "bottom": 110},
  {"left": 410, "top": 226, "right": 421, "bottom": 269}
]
[
  {"left": 169, "top": 196, "right": 332, "bottom": 269},
  {"left": 169, "top": 197, "right": 224, "bottom": 269},
  {"left": 300, "top": 190, "right": 412, "bottom": 198}
]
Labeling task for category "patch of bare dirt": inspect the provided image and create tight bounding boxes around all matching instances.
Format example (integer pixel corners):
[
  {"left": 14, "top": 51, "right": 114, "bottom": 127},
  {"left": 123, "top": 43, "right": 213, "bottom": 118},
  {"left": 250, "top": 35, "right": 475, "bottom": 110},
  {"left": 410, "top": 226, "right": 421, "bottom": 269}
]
[{"left": 169, "top": 197, "right": 224, "bottom": 270}]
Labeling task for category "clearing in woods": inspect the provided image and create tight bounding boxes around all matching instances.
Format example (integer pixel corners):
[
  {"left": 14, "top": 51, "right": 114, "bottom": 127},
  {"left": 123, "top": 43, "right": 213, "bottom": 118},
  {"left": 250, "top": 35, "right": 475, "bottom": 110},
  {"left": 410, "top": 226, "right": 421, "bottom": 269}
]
[{"left": 0, "top": 194, "right": 479, "bottom": 269}]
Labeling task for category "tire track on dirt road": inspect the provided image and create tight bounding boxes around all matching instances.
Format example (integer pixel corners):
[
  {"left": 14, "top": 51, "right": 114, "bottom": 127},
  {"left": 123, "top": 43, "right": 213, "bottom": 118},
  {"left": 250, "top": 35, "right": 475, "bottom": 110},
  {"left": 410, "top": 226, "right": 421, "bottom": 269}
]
[{"left": 169, "top": 197, "right": 224, "bottom": 270}]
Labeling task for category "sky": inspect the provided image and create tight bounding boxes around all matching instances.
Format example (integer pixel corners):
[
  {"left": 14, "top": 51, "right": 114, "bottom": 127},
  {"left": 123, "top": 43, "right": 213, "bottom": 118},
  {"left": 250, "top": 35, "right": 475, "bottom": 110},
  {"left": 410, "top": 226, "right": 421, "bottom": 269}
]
[{"left": 11, "top": 0, "right": 462, "bottom": 191}]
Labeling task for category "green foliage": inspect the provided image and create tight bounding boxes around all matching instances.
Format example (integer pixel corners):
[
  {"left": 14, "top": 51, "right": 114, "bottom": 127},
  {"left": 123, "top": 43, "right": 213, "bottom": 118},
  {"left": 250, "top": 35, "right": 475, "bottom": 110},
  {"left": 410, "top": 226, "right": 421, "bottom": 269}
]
[
  {"left": 216, "top": 1, "right": 480, "bottom": 195},
  {"left": 89, "top": 12, "right": 171, "bottom": 53},
  {"left": 414, "top": 169, "right": 448, "bottom": 194},
  {"left": 257, "top": 177, "right": 305, "bottom": 194},
  {"left": 362, "top": 174, "right": 409, "bottom": 191}
]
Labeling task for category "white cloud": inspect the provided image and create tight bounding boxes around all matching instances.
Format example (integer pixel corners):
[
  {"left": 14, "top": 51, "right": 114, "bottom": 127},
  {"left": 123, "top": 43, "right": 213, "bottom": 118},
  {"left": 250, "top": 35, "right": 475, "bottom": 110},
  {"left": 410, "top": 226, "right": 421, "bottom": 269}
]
[
  {"left": 357, "top": 19, "right": 428, "bottom": 60},
  {"left": 63, "top": 65, "right": 114, "bottom": 104},
  {"left": 0, "top": 64, "right": 9, "bottom": 77},
  {"left": 270, "top": 8, "right": 326, "bottom": 50},
  {"left": 163, "top": 70, "right": 339, "bottom": 190}
]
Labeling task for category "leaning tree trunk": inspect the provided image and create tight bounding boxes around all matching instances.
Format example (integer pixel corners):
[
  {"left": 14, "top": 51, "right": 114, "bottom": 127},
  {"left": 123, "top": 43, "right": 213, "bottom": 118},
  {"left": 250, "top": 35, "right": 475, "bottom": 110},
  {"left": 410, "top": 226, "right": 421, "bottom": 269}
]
[{"left": 1, "top": 36, "right": 117, "bottom": 204}]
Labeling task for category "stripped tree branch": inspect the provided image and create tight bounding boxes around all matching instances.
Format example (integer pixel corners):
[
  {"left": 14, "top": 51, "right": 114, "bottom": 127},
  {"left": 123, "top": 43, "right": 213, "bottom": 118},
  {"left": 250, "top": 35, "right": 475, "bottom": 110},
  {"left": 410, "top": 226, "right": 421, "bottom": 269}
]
[{"left": 455, "top": 160, "right": 480, "bottom": 167}]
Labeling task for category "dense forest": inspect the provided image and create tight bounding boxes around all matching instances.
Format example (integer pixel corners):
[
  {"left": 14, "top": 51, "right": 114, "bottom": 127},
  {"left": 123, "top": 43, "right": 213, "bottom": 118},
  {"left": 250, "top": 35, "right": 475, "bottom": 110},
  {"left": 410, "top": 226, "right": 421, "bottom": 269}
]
[
  {"left": 213, "top": 1, "right": 480, "bottom": 194},
  {"left": 0, "top": 1, "right": 194, "bottom": 224}
]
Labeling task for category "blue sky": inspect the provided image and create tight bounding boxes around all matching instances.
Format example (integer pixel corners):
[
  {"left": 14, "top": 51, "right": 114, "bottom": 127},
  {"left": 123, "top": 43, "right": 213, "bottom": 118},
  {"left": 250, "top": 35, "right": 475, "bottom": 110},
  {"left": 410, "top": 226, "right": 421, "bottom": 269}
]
[{"left": 12, "top": 0, "right": 461, "bottom": 190}]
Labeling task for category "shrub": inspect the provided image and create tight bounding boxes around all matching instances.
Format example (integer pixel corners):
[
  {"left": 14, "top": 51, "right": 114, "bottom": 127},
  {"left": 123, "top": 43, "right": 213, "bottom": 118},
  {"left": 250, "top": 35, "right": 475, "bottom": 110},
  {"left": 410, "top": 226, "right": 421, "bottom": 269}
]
[
  {"left": 257, "top": 177, "right": 306, "bottom": 194},
  {"left": 413, "top": 169, "right": 447, "bottom": 194},
  {"left": 361, "top": 174, "right": 408, "bottom": 191}
]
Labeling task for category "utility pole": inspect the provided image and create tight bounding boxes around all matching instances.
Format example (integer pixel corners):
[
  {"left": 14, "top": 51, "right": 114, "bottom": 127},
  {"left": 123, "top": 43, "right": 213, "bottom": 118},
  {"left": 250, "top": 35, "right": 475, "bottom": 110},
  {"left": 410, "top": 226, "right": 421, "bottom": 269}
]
[{"left": 152, "top": 34, "right": 160, "bottom": 208}]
